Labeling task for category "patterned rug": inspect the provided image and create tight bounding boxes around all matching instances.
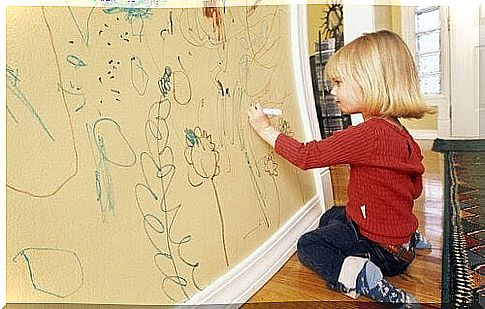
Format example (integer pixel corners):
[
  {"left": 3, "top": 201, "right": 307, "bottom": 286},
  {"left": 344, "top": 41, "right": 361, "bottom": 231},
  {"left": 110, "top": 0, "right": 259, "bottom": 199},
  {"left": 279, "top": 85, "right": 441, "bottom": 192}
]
[{"left": 432, "top": 139, "right": 484, "bottom": 307}]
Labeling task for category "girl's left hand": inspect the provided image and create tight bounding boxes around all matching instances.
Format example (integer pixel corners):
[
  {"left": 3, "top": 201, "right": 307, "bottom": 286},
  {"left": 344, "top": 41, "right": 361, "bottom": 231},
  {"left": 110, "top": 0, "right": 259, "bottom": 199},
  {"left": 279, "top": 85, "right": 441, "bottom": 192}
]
[{"left": 248, "top": 103, "right": 271, "bottom": 133}]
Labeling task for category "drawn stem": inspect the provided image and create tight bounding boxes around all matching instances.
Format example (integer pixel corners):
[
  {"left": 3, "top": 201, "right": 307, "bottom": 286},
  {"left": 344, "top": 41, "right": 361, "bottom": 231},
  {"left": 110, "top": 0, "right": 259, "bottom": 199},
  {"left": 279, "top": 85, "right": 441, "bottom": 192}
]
[
  {"left": 155, "top": 105, "right": 188, "bottom": 300},
  {"left": 210, "top": 178, "right": 229, "bottom": 267},
  {"left": 243, "top": 150, "right": 270, "bottom": 227},
  {"left": 294, "top": 168, "right": 305, "bottom": 203},
  {"left": 271, "top": 176, "right": 281, "bottom": 227}
]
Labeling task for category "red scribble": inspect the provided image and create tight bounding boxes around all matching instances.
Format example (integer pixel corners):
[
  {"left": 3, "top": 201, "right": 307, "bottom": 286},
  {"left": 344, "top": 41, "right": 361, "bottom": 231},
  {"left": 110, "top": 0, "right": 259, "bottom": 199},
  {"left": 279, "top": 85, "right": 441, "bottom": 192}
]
[{"left": 203, "top": 0, "right": 226, "bottom": 47}]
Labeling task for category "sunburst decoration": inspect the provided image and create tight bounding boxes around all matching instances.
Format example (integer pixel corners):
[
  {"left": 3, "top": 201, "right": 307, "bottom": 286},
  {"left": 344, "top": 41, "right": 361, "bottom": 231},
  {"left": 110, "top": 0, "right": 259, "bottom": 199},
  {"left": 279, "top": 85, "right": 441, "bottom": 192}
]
[{"left": 319, "top": 4, "right": 343, "bottom": 40}]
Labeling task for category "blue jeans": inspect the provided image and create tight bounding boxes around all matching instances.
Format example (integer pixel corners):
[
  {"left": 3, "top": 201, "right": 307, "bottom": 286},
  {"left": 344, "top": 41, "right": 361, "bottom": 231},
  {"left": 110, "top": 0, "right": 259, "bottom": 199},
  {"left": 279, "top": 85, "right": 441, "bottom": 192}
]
[{"left": 297, "top": 206, "right": 413, "bottom": 293}]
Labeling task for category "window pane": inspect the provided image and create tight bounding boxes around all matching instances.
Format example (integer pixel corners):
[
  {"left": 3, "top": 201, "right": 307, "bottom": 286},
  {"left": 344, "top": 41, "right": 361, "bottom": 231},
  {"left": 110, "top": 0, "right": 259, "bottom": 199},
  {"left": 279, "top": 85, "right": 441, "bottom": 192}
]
[
  {"left": 418, "top": 52, "right": 440, "bottom": 75},
  {"left": 420, "top": 74, "right": 441, "bottom": 94},
  {"left": 417, "top": 31, "right": 440, "bottom": 55},
  {"left": 416, "top": 9, "right": 440, "bottom": 32}
]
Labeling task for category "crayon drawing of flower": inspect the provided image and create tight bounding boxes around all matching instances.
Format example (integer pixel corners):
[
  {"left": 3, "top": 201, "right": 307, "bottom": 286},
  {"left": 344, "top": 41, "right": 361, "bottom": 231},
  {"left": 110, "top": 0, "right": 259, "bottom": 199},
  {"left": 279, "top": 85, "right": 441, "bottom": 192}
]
[
  {"left": 263, "top": 153, "right": 279, "bottom": 177},
  {"left": 278, "top": 118, "right": 294, "bottom": 137},
  {"left": 184, "top": 127, "right": 220, "bottom": 183},
  {"left": 262, "top": 153, "right": 282, "bottom": 227},
  {"left": 184, "top": 126, "right": 229, "bottom": 266}
]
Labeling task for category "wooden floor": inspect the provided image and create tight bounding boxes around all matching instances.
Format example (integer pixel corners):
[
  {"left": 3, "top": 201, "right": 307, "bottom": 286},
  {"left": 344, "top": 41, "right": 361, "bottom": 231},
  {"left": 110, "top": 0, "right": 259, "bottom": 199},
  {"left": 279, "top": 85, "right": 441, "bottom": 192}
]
[{"left": 244, "top": 140, "right": 444, "bottom": 307}]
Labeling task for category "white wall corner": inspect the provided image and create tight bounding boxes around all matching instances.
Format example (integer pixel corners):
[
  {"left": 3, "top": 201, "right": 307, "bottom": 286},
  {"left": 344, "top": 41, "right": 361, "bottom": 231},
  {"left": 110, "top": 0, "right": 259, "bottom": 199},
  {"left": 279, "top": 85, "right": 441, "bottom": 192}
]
[
  {"left": 290, "top": 4, "right": 328, "bottom": 210},
  {"left": 183, "top": 195, "right": 323, "bottom": 306},
  {"left": 449, "top": 5, "right": 481, "bottom": 138},
  {"left": 343, "top": 4, "right": 376, "bottom": 43}
]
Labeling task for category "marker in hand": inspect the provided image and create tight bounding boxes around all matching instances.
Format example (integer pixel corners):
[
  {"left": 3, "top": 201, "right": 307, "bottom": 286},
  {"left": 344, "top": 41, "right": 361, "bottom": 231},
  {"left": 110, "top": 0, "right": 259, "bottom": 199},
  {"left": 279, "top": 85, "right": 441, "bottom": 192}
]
[{"left": 262, "top": 108, "right": 282, "bottom": 117}]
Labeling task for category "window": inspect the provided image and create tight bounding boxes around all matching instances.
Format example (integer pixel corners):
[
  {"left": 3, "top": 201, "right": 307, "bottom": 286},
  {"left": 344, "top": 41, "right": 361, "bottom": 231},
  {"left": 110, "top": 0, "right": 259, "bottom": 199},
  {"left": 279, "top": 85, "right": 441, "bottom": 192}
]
[
  {"left": 415, "top": 6, "right": 441, "bottom": 94},
  {"left": 401, "top": 6, "right": 450, "bottom": 107}
]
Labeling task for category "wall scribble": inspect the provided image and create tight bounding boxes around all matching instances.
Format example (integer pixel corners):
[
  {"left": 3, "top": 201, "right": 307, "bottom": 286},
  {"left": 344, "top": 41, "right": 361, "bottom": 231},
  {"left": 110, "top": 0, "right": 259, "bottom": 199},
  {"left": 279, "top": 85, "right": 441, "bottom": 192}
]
[{"left": 6, "top": 5, "right": 314, "bottom": 304}]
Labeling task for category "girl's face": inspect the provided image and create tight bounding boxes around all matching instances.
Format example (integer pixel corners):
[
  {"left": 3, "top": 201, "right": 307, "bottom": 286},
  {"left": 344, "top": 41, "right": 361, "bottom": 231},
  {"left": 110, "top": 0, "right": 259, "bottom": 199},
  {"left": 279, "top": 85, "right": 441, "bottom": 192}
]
[{"left": 330, "top": 79, "right": 363, "bottom": 115}]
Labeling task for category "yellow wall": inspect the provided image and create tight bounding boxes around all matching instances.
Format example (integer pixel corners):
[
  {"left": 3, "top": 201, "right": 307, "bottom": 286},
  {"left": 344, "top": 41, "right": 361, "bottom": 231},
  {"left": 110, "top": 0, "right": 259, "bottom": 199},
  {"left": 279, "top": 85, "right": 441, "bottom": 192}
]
[
  {"left": 307, "top": 4, "right": 330, "bottom": 53},
  {"left": 401, "top": 110, "right": 438, "bottom": 130}
]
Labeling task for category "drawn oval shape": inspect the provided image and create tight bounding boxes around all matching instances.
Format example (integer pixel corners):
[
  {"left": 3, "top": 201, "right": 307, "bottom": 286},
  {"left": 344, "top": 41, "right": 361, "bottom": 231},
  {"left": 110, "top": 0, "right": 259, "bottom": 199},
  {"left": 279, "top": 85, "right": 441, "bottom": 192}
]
[
  {"left": 145, "top": 118, "right": 170, "bottom": 161},
  {"left": 144, "top": 214, "right": 165, "bottom": 234},
  {"left": 66, "top": 54, "right": 87, "bottom": 67},
  {"left": 139, "top": 152, "right": 162, "bottom": 196},
  {"left": 130, "top": 55, "right": 149, "bottom": 96},
  {"left": 172, "top": 70, "right": 192, "bottom": 105},
  {"left": 93, "top": 118, "right": 136, "bottom": 168},
  {"left": 153, "top": 253, "right": 189, "bottom": 302},
  {"left": 148, "top": 98, "right": 171, "bottom": 122},
  {"left": 13, "top": 248, "right": 84, "bottom": 298}
]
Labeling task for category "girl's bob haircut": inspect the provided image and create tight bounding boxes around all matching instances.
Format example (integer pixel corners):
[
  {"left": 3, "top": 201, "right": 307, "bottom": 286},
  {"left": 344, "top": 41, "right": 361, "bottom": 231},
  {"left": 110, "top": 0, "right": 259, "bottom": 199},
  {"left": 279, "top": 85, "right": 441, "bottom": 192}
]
[{"left": 325, "top": 30, "right": 435, "bottom": 119}]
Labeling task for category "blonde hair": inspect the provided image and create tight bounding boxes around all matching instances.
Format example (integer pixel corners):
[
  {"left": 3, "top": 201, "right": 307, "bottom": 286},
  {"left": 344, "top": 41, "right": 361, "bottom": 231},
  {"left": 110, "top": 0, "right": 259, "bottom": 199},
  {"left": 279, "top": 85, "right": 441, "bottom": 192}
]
[{"left": 325, "top": 30, "right": 435, "bottom": 119}]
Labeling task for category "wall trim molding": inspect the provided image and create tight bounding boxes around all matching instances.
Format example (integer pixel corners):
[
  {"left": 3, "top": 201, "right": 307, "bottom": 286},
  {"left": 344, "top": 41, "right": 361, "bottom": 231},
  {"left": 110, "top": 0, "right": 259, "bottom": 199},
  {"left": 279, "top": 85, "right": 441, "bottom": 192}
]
[{"left": 184, "top": 195, "right": 323, "bottom": 306}]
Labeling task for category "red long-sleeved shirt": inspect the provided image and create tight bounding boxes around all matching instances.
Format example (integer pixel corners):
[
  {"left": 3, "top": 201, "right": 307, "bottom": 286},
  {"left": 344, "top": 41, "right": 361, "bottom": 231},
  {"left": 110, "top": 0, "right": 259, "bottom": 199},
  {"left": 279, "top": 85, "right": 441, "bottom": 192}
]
[{"left": 275, "top": 118, "right": 424, "bottom": 245}]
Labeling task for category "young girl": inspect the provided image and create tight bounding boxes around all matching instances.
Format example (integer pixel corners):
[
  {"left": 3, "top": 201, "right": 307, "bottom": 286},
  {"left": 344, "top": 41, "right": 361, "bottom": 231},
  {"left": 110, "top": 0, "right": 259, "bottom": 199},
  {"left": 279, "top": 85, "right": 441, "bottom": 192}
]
[{"left": 248, "top": 30, "right": 434, "bottom": 305}]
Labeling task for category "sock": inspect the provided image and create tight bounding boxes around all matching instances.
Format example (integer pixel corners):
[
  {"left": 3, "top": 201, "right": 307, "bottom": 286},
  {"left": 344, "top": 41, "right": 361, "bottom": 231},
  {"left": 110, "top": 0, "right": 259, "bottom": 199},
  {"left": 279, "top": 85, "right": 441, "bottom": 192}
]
[
  {"left": 356, "top": 261, "right": 418, "bottom": 305},
  {"left": 413, "top": 231, "right": 432, "bottom": 249}
]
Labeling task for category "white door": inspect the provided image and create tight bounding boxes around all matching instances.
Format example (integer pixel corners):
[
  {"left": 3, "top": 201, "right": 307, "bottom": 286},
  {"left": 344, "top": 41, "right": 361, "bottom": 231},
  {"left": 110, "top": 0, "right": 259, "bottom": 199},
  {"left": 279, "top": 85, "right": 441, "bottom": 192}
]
[{"left": 450, "top": 5, "right": 481, "bottom": 138}]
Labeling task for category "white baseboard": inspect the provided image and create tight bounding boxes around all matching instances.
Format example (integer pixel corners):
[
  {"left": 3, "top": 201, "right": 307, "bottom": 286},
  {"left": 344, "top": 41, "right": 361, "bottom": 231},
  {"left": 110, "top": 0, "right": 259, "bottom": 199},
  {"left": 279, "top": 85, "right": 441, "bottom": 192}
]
[{"left": 183, "top": 195, "right": 323, "bottom": 307}]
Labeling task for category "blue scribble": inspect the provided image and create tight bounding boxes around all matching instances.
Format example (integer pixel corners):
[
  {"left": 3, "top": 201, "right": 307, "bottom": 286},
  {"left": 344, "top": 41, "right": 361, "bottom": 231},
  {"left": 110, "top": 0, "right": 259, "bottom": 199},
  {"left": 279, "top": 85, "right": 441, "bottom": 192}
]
[
  {"left": 67, "top": 6, "right": 96, "bottom": 47},
  {"left": 66, "top": 55, "right": 87, "bottom": 67},
  {"left": 103, "top": 7, "right": 151, "bottom": 19},
  {"left": 98, "top": 135, "right": 116, "bottom": 216},
  {"left": 99, "top": 0, "right": 167, "bottom": 7},
  {"left": 6, "top": 65, "right": 54, "bottom": 141},
  {"left": 86, "top": 119, "right": 137, "bottom": 222},
  {"left": 184, "top": 128, "right": 199, "bottom": 147}
]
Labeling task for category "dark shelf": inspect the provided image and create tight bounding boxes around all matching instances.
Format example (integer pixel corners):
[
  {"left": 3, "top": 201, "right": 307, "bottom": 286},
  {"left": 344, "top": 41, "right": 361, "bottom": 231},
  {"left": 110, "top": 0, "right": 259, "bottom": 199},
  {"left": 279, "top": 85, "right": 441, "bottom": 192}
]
[{"left": 309, "top": 50, "right": 351, "bottom": 139}]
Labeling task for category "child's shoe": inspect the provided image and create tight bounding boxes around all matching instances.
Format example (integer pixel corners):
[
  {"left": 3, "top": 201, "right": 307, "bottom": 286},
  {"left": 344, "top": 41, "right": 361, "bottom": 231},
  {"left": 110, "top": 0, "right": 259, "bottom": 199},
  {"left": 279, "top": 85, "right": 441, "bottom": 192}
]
[
  {"left": 364, "top": 278, "right": 417, "bottom": 304},
  {"left": 356, "top": 261, "right": 419, "bottom": 307}
]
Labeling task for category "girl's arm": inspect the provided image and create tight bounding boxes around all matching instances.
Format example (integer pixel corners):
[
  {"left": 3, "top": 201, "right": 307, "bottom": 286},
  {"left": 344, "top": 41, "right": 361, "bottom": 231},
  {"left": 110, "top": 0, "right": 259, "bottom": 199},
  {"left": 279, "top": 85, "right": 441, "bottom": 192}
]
[{"left": 248, "top": 104, "right": 376, "bottom": 170}]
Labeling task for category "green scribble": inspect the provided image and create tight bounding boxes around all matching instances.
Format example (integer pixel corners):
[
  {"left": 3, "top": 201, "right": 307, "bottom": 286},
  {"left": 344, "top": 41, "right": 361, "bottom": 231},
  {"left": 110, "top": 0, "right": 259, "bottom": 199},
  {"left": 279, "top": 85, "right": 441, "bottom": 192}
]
[{"left": 184, "top": 128, "right": 199, "bottom": 147}]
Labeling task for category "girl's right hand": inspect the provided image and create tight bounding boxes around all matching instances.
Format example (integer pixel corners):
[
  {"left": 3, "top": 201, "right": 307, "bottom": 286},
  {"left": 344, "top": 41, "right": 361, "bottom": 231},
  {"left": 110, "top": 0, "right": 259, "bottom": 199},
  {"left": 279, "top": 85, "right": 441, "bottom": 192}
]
[
  {"left": 247, "top": 103, "right": 271, "bottom": 133},
  {"left": 247, "top": 103, "right": 281, "bottom": 148}
]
